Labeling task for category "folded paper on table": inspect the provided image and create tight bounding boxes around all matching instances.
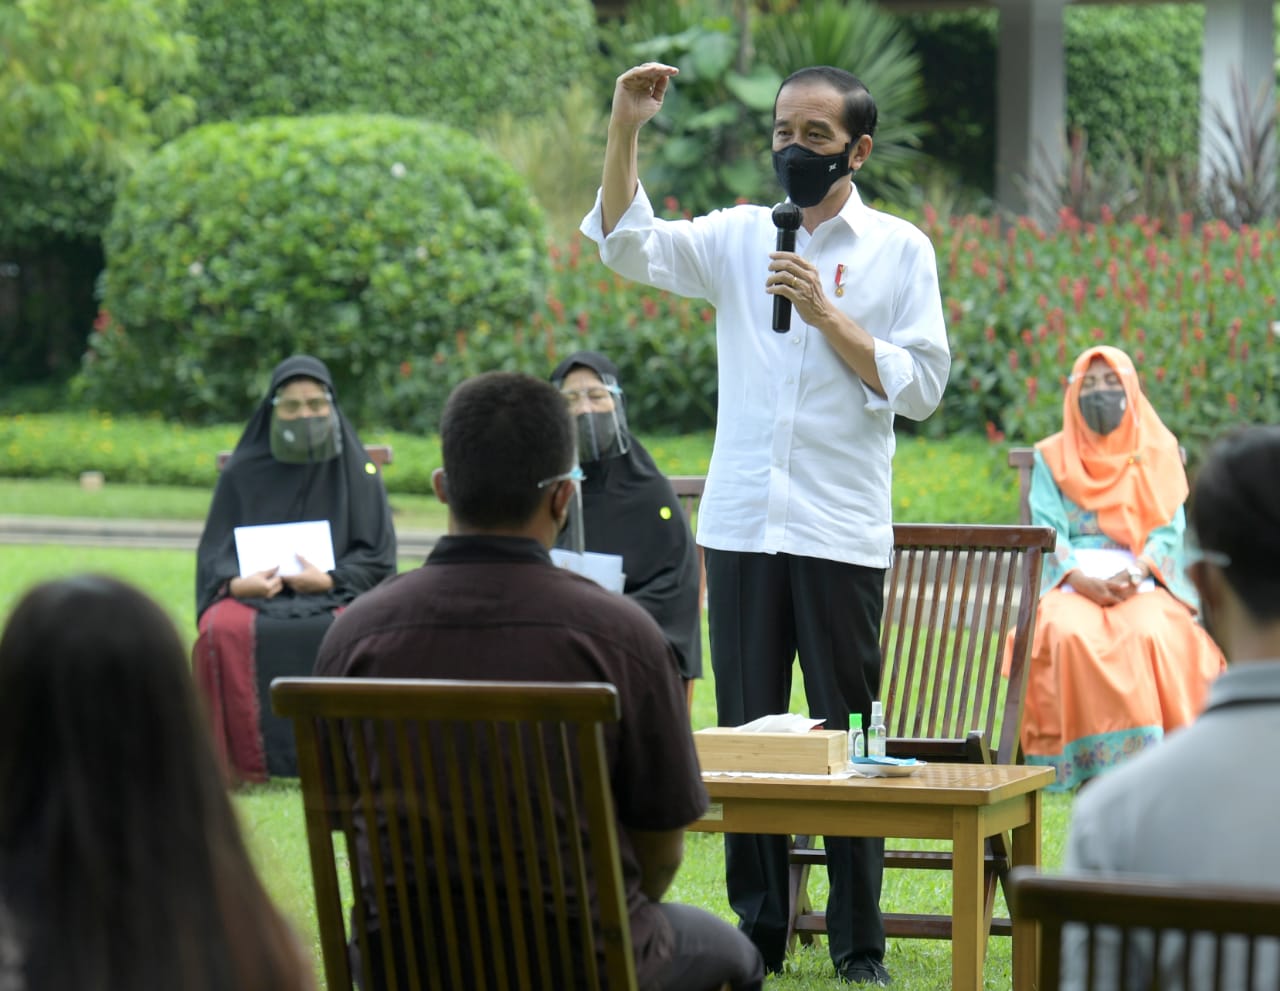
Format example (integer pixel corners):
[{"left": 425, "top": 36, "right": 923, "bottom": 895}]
[
  {"left": 1062, "top": 547, "right": 1156, "bottom": 594},
  {"left": 234, "top": 520, "right": 335, "bottom": 578},
  {"left": 550, "top": 549, "right": 626, "bottom": 593}
]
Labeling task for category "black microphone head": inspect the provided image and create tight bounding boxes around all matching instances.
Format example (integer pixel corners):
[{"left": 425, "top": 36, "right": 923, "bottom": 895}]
[{"left": 772, "top": 202, "right": 802, "bottom": 231}]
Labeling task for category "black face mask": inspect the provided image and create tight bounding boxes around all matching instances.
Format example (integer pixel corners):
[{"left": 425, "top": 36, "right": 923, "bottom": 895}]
[
  {"left": 576, "top": 411, "right": 621, "bottom": 462},
  {"left": 772, "top": 141, "right": 854, "bottom": 208},
  {"left": 1078, "top": 389, "right": 1127, "bottom": 436},
  {"left": 270, "top": 413, "right": 343, "bottom": 464}
]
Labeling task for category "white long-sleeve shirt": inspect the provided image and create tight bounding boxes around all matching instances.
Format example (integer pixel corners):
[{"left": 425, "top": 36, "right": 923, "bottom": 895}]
[{"left": 581, "top": 182, "right": 950, "bottom": 568}]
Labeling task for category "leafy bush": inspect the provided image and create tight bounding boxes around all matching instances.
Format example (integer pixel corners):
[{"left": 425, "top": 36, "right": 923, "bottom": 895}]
[
  {"left": 79, "top": 114, "right": 549, "bottom": 431},
  {"left": 185, "top": 0, "right": 596, "bottom": 127}
]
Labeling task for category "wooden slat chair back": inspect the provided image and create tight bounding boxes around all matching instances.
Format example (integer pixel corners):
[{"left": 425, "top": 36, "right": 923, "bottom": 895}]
[
  {"left": 1009, "top": 445, "right": 1185, "bottom": 525},
  {"left": 271, "top": 677, "right": 638, "bottom": 991},
  {"left": 217, "top": 443, "right": 393, "bottom": 472},
  {"left": 669, "top": 474, "right": 706, "bottom": 602},
  {"left": 1007, "top": 867, "right": 1280, "bottom": 990},
  {"left": 788, "top": 523, "right": 1057, "bottom": 947}
]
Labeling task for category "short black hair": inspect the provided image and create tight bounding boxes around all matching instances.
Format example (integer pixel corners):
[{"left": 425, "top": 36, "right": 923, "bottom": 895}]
[
  {"left": 775, "top": 66, "right": 878, "bottom": 140},
  {"left": 440, "top": 371, "right": 575, "bottom": 528},
  {"left": 1188, "top": 424, "right": 1280, "bottom": 622}
]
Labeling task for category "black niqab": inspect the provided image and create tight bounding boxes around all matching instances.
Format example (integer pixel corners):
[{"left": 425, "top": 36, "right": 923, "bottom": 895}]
[
  {"left": 551, "top": 351, "right": 702, "bottom": 678},
  {"left": 195, "top": 355, "right": 397, "bottom": 619}
]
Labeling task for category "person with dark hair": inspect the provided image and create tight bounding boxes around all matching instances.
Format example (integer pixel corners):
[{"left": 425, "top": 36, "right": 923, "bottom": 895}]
[
  {"left": 1059, "top": 423, "right": 1280, "bottom": 990},
  {"left": 0, "top": 575, "right": 314, "bottom": 991},
  {"left": 549, "top": 350, "right": 702, "bottom": 684},
  {"left": 193, "top": 354, "right": 397, "bottom": 783},
  {"left": 1017, "top": 346, "right": 1224, "bottom": 792},
  {"left": 580, "top": 61, "right": 951, "bottom": 984},
  {"left": 315, "top": 371, "right": 764, "bottom": 991}
]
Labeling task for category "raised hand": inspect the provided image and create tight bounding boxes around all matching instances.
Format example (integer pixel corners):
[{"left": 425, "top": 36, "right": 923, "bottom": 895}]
[{"left": 610, "top": 62, "right": 679, "bottom": 132}]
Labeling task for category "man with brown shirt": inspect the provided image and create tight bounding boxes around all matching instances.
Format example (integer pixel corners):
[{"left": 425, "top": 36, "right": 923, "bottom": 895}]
[{"left": 315, "top": 371, "right": 763, "bottom": 991}]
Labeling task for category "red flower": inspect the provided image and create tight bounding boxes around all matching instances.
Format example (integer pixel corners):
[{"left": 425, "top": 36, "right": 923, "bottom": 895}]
[
  {"left": 1228, "top": 393, "right": 1239, "bottom": 413},
  {"left": 1155, "top": 366, "right": 1167, "bottom": 383},
  {"left": 985, "top": 420, "right": 1006, "bottom": 443},
  {"left": 641, "top": 297, "right": 658, "bottom": 319},
  {"left": 399, "top": 361, "right": 412, "bottom": 379},
  {"left": 576, "top": 311, "right": 589, "bottom": 334},
  {"left": 1007, "top": 350, "right": 1019, "bottom": 371},
  {"left": 984, "top": 326, "right": 996, "bottom": 343},
  {"left": 1026, "top": 376, "right": 1039, "bottom": 403}
]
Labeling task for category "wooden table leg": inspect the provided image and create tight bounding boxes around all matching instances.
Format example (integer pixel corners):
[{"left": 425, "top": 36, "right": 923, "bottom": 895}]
[
  {"left": 951, "top": 808, "right": 984, "bottom": 991},
  {"left": 1011, "top": 791, "right": 1042, "bottom": 991}
]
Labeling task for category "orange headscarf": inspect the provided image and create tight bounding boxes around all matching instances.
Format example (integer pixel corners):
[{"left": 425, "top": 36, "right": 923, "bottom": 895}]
[{"left": 1036, "top": 345, "right": 1187, "bottom": 552}]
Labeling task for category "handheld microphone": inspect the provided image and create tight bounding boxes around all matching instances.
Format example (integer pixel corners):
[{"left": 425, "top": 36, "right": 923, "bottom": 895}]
[{"left": 771, "top": 202, "right": 802, "bottom": 333}]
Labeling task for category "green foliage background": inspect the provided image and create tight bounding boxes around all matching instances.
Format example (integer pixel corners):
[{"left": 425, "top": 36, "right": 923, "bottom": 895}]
[
  {"left": 78, "top": 114, "right": 548, "bottom": 432},
  {"left": 184, "top": 0, "right": 597, "bottom": 126},
  {"left": 902, "top": 5, "right": 1207, "bottom": 196}
]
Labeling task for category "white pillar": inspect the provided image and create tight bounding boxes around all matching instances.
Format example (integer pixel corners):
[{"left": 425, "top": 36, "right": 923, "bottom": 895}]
[
  {"left": 1200, "top": 0, "right": 1276, "bottom": 215},
  {"left": 994, "top": 0, "right": 1067, "bottom": 221}
]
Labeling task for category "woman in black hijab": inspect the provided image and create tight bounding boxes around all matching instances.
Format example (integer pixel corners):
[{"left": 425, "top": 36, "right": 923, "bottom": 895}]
[
  {"left": 549, "top": 351, "right": 703, "bottom": 684},
  {"left": 193, "top": 355, "right": 396, "bottom": 782}
]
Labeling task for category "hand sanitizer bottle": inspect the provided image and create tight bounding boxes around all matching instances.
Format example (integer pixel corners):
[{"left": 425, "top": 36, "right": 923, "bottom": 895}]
[
  {"left": 868, "top": 701, "right": 887, "bottom": 758},
  {"left": 848, "top": 713, "right": 865, "bottom": 764}
]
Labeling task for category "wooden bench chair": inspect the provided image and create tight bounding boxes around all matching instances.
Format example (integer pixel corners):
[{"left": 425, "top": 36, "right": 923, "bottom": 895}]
[
  {"left": 787, "top": 522, "right": 1057, "bottom": 948},
  {"left": 1006, "top": 867, "right": 1280, "bottom": 990},
  {"left": 216, "top": 443, "right": 393, "bottom": 472},
  {"left": 271, "top": 677, "right": 638, "bottom": 991}
]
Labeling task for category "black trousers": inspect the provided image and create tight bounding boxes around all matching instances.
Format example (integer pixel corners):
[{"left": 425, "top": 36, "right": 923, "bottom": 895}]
[{"left": 705, "top": 549, "right": 886, "bottom": 972}]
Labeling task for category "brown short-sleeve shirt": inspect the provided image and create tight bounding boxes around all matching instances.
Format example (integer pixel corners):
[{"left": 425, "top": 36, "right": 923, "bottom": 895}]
[{"left": 314, "top": 535, "right": 708, "bottom": 985}]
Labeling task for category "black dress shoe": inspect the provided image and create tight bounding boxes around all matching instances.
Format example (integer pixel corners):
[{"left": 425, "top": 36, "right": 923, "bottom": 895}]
[{"left": 838, "top": 957, "right": 891, "bottom": 986}]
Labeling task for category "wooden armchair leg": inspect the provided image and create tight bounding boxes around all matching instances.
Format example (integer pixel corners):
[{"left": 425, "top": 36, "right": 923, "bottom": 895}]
[{"left": 787, "top": 834, "right": 820, "bottom": 953}]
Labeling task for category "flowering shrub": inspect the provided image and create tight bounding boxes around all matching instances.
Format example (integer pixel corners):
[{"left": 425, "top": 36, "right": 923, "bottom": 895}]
[{"left": 925, "top": 206, "right": 1280, "bottom": 458}]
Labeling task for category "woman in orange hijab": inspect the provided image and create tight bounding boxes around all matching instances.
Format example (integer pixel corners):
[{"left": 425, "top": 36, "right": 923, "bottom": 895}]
[{"left": 1021, "top": 345, "right": 1224, "bottom": 791}]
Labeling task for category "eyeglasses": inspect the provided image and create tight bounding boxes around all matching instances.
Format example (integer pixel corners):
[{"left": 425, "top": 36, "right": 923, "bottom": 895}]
[
  {"left": 272, "top": 395, "right": 332, "bottom": 416},
  {"left": 560, "top": 387, "right": 617, "bottom": 405},
  {"left": 536, "top": 465, "right": 585, "bottom": 489}
]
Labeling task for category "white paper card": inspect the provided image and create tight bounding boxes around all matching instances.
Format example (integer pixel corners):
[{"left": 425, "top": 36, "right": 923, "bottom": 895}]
[
  {"left": 735, "top": 713, "right": 829, "bottom": 734},
  {"left": 234, "top": 520, "right": 336, "bottom": 577},
  {"left": 550, "top": 549, "right": 626, "bottom": 594},
  {"left": 1063, "top": 547, "right": 1155, "bottom": 594}
]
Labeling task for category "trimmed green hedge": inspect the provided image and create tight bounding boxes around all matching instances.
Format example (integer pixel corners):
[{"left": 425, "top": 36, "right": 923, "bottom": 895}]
[
  {"left": 78, "top": 113, "right": 548, "bottom": 431},
  {"left": 185, "top": 0, "right": 597, "bottom": 127},
  {"left": 0, "top": 413, "right": 1018, "bottom": 523}
]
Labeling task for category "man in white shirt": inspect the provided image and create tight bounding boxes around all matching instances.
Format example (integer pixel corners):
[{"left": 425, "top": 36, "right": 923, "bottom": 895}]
[
  {"left": 1060, "top": 424, "right": 1280, "bottom": 991},
  {"left": 581, "top": 61, "right": 950, "bottom": 985}
]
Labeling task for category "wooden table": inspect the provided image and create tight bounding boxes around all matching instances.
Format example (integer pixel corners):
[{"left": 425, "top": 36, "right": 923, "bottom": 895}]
[{"left": 688, "top": 762, "right": 1055, "bottom": 991}]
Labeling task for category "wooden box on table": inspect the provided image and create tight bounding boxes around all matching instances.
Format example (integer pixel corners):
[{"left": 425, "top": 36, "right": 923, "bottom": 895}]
[{"left": 693, "top": 728, "right": 847, "bottom": 775}]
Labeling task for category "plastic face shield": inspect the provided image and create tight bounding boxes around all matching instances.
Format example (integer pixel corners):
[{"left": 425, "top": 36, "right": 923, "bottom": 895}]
[{"left": 559, "top": 381, "right": 630, "bottom": 461}]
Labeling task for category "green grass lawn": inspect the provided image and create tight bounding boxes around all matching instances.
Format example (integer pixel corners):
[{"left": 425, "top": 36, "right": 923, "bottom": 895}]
[{"left": 0, "top": 539, "right": 1075, "bottom": 990}]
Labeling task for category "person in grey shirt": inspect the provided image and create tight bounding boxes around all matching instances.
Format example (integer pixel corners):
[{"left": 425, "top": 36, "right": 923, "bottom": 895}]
[{"left": 1061, "top": 423, "right": 1280, "bottom": 990}]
